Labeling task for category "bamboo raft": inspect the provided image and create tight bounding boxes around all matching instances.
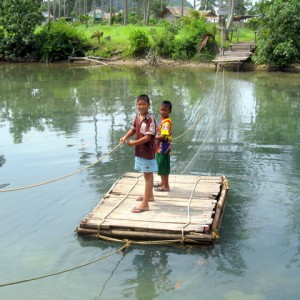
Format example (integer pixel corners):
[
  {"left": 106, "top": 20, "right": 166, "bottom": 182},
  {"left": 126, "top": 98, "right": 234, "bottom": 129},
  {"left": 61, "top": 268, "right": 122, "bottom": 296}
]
[{"left": 76, "top": 172, "right": 229, "bottom": 245}]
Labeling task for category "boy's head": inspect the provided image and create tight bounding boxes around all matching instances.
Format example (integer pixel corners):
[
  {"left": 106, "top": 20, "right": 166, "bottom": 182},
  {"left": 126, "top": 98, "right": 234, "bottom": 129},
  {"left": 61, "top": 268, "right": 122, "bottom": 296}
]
[
  {"left": 137, "top": 94, "right": 150, "bottom": 104},
  {"left": 161, "top": 101, "right": 172, "bottom": 112},
  {"left": 160, "top": 101, "right": 172, "bottom": 118},
  {"left": 136, "top": 94, "right": 150, "bottom": 115}
]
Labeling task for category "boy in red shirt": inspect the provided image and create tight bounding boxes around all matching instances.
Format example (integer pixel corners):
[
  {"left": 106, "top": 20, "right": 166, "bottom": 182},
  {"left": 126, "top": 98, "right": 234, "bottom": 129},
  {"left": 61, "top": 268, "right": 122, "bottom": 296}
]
[{"left": 120, "top": 95, "right": 157, "bottom": 213}]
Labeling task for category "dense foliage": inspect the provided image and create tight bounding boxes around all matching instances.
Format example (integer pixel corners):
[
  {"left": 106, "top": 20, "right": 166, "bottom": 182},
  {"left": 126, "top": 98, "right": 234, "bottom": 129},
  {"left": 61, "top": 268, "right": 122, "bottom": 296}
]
[
  {"left": 252, "top": 0, "right": 300, "bottom": 68},
  {"left": 35, "top": 21, "right": 90, "bottom": 62},
  {"left": 0, "top": 0, "right": 43, "bottom": 60},
  {"left": 128, "top": 29, "right": 151, "bottom": 56},
  {"left": 172, "top": 18, "right": 215, "bottom": 60},
  {"left": 151, "top": 23, "right": 179, "bottom": 58}
]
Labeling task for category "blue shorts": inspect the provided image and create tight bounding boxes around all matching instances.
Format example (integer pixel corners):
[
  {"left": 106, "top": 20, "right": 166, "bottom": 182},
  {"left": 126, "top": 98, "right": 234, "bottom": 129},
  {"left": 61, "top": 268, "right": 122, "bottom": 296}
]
[{"left": 134, "top": 157, "right": 158, "bottom": 173}]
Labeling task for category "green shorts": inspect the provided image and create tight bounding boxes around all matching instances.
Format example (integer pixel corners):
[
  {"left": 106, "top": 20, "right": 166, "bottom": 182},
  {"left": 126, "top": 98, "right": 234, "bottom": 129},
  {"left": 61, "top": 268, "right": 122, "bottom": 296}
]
[{"left": 155, "top": 153, "right": 170, "bottom": 175}]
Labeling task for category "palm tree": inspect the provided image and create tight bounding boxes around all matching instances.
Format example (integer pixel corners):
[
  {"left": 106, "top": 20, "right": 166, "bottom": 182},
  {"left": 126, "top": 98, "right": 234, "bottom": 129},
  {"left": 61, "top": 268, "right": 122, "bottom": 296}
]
[
  {"left": 145, "top": 0, "right": 151, "bottom": 25},
  {"left": 123, "top": 0, "right": 128, "bottom": 25},
  {"left": 47, "top": 0, "right": 51, "bottom": 22},
  {"left": 199, "top": 0, "right": 217, "bottom": 14}
]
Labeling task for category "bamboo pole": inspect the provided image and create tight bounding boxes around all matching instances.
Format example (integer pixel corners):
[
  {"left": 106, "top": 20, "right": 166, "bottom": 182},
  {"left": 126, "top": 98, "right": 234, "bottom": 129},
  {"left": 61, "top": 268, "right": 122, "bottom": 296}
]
[{"left": 76, "top": 227, "right": 213, "bottom": 244}]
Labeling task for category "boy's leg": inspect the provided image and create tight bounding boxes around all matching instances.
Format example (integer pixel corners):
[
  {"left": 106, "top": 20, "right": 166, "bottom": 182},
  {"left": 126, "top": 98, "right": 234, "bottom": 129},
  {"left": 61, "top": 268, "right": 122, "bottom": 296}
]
[
  {"left": 144, "top": 172, "right": 154, "bottom": 202},
  {"left": 134, "top": 172, "right": 154, "bottom": 210},
  {"left": 155, "top": 154, "right": 170, "bottom": 191},
  {"left": 161, "top": 174, "right": 170, "bottom": 190}
]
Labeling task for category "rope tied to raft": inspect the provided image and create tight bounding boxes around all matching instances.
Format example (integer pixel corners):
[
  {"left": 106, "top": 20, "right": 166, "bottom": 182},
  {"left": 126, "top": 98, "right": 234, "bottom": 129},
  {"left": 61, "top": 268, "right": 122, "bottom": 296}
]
[
  {"left": 180, "top": 176, "right": 202, "bottom": 233},
  {"left": 0, "top": 117, "right": 198, "bottom": 193},
  {"left": 97, "top": 174, "right": 142, "bottom": 228},
  {"left": 0, "top": 143, "right": 122, "bottom": 193},
  {"left": 0, "top": 232, "right": 203, "bottom": 288},
  {"left": 0, "top": 242, "right": 129, "bottom": 288}
]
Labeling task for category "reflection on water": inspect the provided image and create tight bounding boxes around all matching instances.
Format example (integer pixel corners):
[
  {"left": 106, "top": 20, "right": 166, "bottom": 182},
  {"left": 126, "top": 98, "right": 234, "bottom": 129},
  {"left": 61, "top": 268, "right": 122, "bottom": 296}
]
[{"left": 0, "top": 63, "right": 300, "bottom": 299}]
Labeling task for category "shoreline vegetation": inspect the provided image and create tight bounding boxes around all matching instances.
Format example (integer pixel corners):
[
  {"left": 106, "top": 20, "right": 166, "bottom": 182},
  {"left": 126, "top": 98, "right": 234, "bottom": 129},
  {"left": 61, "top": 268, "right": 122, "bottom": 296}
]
[
  {"left": 2, "top": 56, "right": 300, "bottom": 73},
  {"left": 1, "top": 1, "right": 299, "bottom": 72},
  {"left": 65, "top": 56, "right": 300, "bottom": 73}
]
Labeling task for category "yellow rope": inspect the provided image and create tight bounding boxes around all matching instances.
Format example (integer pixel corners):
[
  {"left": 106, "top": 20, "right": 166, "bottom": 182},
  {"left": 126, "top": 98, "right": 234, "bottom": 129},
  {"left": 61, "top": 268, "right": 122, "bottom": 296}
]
[
  {"left": 0, "top": 118, "right": 198, "bottom": 193},
  {"left": 0, "top": 241, "right": 130, "bottom": 288},
  {"left": 95, "top": 233, "right": 198, "bottom": 245},
  {"left": 97, "top": 174, "right": 142, "bottom": 227},
  {"left": 0, "top": 231, "right": 204, "bottom": 288},
  {"left": 172, "top": 122, "right": 197, "bottom": 141},
  {"left": 0, "top": 143, "right": 121, "bottom": 193}
]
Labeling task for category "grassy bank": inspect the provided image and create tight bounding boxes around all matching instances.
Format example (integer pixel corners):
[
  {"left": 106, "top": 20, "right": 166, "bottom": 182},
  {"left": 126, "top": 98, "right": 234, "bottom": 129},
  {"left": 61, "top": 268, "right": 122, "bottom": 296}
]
[{"left": 74, "top": 23, "right": 256, "bottom": 59}]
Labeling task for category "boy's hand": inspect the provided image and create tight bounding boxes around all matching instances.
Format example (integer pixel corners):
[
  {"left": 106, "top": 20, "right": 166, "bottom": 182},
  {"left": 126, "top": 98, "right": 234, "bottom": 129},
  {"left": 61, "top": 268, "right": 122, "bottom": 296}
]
[
  {"left": 120, "top": 137, "right": 126, "bottom": 144},
  {"left": 127, "top": 140, "right": 135, "bottom": 147}
]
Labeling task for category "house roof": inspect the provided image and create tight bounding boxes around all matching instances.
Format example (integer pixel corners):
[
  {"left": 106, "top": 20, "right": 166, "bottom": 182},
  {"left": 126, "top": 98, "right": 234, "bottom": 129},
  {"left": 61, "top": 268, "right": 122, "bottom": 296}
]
[
  {"left": 159, "top": 6, "right": 192, "bottom": 18},
  {"left": 199, "top": 10, "right": 218, "bottom": 21},
  {"left": 199, "top": 10, "right": 217, "bottom": 18},
  {"left": 159, "top": 6, "right": 218, "bottom": 20}
]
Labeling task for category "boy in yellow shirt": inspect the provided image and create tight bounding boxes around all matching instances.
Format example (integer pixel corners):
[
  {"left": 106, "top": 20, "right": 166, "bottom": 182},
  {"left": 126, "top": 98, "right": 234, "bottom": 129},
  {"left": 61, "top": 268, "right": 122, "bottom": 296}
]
[{"left": 154, "top": 101, "right": 172, "bottom": 192}]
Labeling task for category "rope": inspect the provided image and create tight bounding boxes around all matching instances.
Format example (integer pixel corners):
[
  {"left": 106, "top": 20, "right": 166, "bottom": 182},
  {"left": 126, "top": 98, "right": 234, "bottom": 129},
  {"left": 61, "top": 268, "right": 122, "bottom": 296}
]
[
  {"left": 0, "top": 143, "right": 121, "bottom": 193},
  {"left": 97, "top": 174, "right": 142, "bottom": 228},
  {"left": 0, "top": 232, "right": 201, "bottom": 288},
  {"left": 180, "top": 70, "right": 227, "bottom": 175},
  {"left": 0, "top": 241, "right": 130, "bottom": 288},
  {"left": 0, "top": 118, "right": 198, "bottom": 193},
  {"left": 180, "top": 177, "right": 201, "bottom": 231},
  {"left": 96, "top": 233, "right": 198, "bottom": 245}
]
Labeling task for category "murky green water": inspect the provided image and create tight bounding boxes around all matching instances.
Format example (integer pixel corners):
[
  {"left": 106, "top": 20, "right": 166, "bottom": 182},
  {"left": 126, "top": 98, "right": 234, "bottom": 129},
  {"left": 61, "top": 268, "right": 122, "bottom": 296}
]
[{"left": 0, "top": 63, "right": 299, "bottom": 299}]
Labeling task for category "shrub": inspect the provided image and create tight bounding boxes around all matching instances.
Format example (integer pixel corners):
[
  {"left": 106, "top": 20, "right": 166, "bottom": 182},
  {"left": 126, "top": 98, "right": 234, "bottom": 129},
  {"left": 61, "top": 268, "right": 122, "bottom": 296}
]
[
  {"left": 173, "top": 36, "right": 198, "bottom": 60},
  {"left": 0, "top": 35, "right": 37, "bottom": 61},
  {"left": 152, "top": 23, "right": 179, "bottom": 58},
  {"left": 128, "top": 29, "right": 150, "bottom": 57},
  {"left": 173, "top": 19, "right": 207, "bottom": 60},
  {"left": 35, "top": 20, "right": 91, "bottom": 62},
  {"left": 0, "top": 0, "right": 43, "bottom": 60},
  {"left": 252, "top": 0, "right": 300, "bottom": 68}
]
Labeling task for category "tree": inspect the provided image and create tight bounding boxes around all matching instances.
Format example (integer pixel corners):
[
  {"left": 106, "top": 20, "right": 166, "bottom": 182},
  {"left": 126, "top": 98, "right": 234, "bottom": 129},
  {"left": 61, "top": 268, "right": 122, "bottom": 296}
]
[
  {"left": 234, "top": 0, "right": 252, "bottom": 15},
  {"left": 253, "top": 0, "right": 300, "bottom": 68},
  {"left": 199, "top": 0, "right": 217, "bottom": 13},
  {"left": 220, "top": 0, "right": 252, "bottom": 41},
  {"left": 0, "top": 0, "right": 44, "bottom": 59}
]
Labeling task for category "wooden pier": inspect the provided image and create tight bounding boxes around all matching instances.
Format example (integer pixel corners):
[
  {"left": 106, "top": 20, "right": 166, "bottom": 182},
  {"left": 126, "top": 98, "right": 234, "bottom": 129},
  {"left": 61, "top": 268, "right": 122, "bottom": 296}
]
[
  {"left": 76, "top": 173, "right": 229, "bottom": 245},
  {"left": 213, "top": 42, "right": 256, "bottom": 71}
]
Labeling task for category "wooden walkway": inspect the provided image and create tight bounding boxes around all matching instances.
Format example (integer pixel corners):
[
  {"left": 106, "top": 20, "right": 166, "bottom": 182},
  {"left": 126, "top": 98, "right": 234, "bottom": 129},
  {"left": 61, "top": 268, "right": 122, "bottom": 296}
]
[
  {"left": 213, "top": 42, "right": 256, "bottom": 71},
  {"left": 76, "top": 173, "right": 229, "bottom": 245}
]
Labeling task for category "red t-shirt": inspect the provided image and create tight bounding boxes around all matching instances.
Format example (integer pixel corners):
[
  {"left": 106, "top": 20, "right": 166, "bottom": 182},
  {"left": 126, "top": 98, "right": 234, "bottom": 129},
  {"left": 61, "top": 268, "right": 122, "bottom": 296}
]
[{"left": 132, "top": 113, "right": 156, "bottom": 160}]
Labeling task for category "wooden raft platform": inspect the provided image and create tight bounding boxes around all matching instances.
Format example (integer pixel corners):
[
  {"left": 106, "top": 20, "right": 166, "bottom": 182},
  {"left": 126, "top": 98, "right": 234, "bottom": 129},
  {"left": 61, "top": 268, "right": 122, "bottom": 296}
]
[{"left": 76, "top": 173, "right": 229, "bottom": 245}]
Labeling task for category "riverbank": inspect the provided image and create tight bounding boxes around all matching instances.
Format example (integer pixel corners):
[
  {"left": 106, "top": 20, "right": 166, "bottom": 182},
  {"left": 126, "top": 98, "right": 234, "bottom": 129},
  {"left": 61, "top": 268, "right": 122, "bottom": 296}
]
[
  {"left": 2, "top": 57, "right": 300, "bottom": 73},
  {"left": 70, "top": 56, "right": 300, "bottom": 72}
]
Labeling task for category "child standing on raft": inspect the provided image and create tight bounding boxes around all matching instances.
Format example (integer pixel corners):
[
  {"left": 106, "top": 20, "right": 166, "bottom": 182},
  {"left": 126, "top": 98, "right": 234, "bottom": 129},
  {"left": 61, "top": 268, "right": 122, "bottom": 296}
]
[
  {"left": 120, "top": 94, "right": 157, "bottom": 213},
  {"left": 154, "top": 101, "right": 172, "bottom": 192}
]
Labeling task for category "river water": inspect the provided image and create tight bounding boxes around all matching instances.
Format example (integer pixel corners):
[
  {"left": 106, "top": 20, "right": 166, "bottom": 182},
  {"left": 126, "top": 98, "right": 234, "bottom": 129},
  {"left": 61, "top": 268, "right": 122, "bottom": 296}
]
[{"left": 0, "top": 63, "right": 299, "bottom": 299}]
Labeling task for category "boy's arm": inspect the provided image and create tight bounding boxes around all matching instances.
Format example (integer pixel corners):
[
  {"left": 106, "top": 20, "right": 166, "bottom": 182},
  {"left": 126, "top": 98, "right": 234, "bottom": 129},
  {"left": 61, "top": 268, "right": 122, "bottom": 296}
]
[
  {"left": 155, "top": 134, "right": 166, "bottom": 141},
  {"left": 127, "top": 134, "right": 152, "bottom": 146},
  {"left": 120, "top": 129, "right": 135, "bottom": 144}
]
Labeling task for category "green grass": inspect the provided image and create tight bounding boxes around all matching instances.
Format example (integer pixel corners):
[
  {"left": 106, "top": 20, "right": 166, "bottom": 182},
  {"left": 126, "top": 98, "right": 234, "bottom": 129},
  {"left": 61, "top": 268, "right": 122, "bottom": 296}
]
[
  {"left": 36, "top": 22, "right": 256, "bottom": 59},
  {"left": 228, "top": 27, "right": 256, "bottom": 43},
  {"left": 74, "top": 24, "right": 164, "bottom": 57}
]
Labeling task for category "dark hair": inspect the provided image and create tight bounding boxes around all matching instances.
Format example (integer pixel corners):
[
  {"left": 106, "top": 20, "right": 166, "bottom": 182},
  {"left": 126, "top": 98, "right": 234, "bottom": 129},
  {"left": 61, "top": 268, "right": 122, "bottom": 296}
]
[
  {"left": 137, "top": 94, "right": 150, "bottom": 104},
  {"left": 161, "top": 100, "right": 172, "bottom": 112}
]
